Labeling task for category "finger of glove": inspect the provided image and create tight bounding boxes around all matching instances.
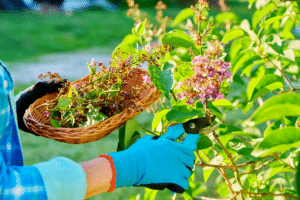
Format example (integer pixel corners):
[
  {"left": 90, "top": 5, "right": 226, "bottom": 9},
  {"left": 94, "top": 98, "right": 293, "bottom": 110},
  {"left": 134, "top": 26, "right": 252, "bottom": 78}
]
[
  {"left": 178, "top": 151, "right": 195, "bottom": 170},
  {"left": 160, "top": 123, "right": 185, "bottom": 141},
  {"left": 181, "top": 166, "right": 192, "bottom": 180},
  {"left": 182, "top": 134, "right": 200, "bottom": 150}
]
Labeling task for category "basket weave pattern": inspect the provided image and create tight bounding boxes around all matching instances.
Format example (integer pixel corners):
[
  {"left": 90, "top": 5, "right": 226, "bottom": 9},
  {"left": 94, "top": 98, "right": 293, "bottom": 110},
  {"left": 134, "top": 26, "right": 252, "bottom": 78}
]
[{"left": 24, "top": 68, "right": 161, "bottom": 144}]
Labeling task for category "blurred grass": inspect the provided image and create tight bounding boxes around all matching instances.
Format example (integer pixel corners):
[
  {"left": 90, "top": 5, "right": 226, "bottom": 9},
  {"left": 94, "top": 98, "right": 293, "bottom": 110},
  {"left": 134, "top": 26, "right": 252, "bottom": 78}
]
[{"left": 0, "top": 3, "right": 254, "bottom": 63}]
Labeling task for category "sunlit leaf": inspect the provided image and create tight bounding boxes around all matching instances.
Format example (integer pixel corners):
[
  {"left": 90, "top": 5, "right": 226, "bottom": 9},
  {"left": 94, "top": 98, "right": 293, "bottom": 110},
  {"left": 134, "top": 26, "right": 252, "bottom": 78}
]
[
  {"left": 171, "top": 8, "right": 194, "bottom": 27},
  {"left": 251, "top": 92, "right": 300, "bottom": 124},
  {"left": 54, "top": 98, "right": 72, "bottom": 110},
  {"left": 215, "top": 12, "right": 241, "bottom": 24},
  {"left": 203, "top": 167, "right": 215, "bottom": 183},
  {"left": 249, "top": 74, "right": 284, "bottom": 101},
  {"left": 259, "top": 16, "right": 285, "bottom": 28},
  {"left": 148, "top": 62, "right": 174, "bottom": 99},
  {"left": 162, "top": 30, "right": 194, "bottom": 48},
  {"left": 121, "top": 34, "right": 140, "bottom": 44},
  {"left": 282, "top": 49, "right": 295, "bottom": 62},
  {"left": 152, "top": 108, "right": 169, "bottom": 131},
  {"left": 221, "top": 29, "right": 244, "bottom": 44},
  {"left": 132, "top": 18, "right": 147, "bottom": 36},
  {"left": 252, "top": 127, "right": 300, "bottom": 157},
  {"left": 144, "top": 188, "right": 158, "bottom": 200},
  {"left": 263, "top": 120, "right": 281, "bottom": 137},
  {"left": 231, "top": 50, "right": 261, "bottom": 76},
  {"left": 212, "top": 99, "right": 234, "bottom": 109},
  {"left": 287, "top": 40, "right": 300, "bottom": 51}
]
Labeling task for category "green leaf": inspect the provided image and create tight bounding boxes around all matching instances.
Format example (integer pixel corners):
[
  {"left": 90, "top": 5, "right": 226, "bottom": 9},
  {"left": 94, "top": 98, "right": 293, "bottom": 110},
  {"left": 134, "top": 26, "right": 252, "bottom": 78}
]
[
  {"left": 232, "top": 181, "right": 243, "bottom": 192},
  {"left": 237, "top": 147, "right": 253, "bottom": 156},
  {"left": 266, "top": 167, "right": 294, "bottom": 181},
  {"left": 287, "top": 40, "right": 300, "bottom": 51},
  {"left": 282, "top": 49, "right": 295, "bottom": 62},
  {"left": 124, "top": 119, "right": 139, "bottom": 149},
  {"left": 203, "top": 167, "right": 215, "bottom": 183},
  {"left": 148, "top": 62, "right": 174, "bottom": 99},
  {"left": 54, "top": 98, "right": 72, "bottom": 110},
  {"left": 82, "top": 106, "right": 107, "bottom": 127},
  {"left": 144, "top": 188, "right": 158, "bottom": 200},
  {"left": 166, "top": 109, "right": 203, "bottom": 122},
  {"left": 251, "top": 92, "right": 300, "bottom": 124},
  {"left": 178, "top": 63, "right": 195, "bottom": 78},
  {"left": 249, "top": 74, "right": 284, "bottom": 101},
  {"left": 283, "top": 116, "right": 298, "bottom": 126},
  {"left": 117, "top": 119, "right": 140, "bottom": 151},
  {"left": 112, "top": 43, "right": 137, "bottom": 60},
  {"left": 196, "top": 135, "right": 213, "bottom": 150},
  {"left": 241, "top": 59, "right": 265, "bottom": 77},
  {"left": 231, "top": 50, "right": 261, "bottom": 76},
  {"left": 252, "top": 127, "right": 300, "bottom": 157},
  {"left": 68, "top": 85, "right": 79, "bottom": 98},
  {"left": 252, "top": 2, "right": 276, "bottom": 29},
  {"left": 127, "top": 131, "right": 141, "bottom": 148},
  {"left": 132, "top": 18, "right": 147, "bottom": 36},
  {"left": 121, "top": 34, "right": 140, "bottom": 44},
  {"left": 50, "top": 118, "right": 60, "bottom": 128},
  {"left": 212, "top": 99, "right": 234, "bottom": 110},
  {"left": 296, "top": 153, "right": 300, "bottom": 197},
  {"left": 259, "top": 16, "right": 285, "bottom": 28},
  {"left": 227, "top": 139, "right": 246, "bottom": 151},
  {"left": 152, "top": 108, "right": 169, "bottom": 131},
  {"left": 171, "top": 8, "right": 194, "bottom": 27},
  {"left": 221, "top": 29, "right": 244, "bottom": 44},
  {"left": 263, "top": 120, "right": 281, "bottom": 138},
  {"left": 268, "top": 43, "right": 284, "bottom": 55},
  {"left": 215, "top": 12, "right": 241, "bottom": 24},
  {"left": 162, "top": 30, "right": 194, "bottom": 48}
]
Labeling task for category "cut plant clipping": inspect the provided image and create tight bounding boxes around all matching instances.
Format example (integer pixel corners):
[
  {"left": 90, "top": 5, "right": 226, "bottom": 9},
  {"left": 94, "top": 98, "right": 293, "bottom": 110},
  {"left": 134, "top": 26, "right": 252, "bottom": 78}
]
[{"left": 23, "top": 57, "right": 161, "bottom": 144}]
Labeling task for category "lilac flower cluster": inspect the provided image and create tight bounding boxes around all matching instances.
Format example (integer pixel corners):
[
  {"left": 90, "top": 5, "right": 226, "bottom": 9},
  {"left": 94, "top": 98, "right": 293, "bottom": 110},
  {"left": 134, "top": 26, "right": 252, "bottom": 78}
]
[{"left": 176, "top": 55, "right": 232, "bottom": 105}]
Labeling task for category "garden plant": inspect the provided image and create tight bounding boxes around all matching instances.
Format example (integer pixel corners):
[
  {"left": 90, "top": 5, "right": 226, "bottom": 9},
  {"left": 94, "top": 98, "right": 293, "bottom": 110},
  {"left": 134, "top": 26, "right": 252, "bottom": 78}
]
[
  {"left": 112, "top": 0, "right": 300, "bottom": 199},
  {"left": 29, "top": 0, "right": 300, "bottom": 199}
]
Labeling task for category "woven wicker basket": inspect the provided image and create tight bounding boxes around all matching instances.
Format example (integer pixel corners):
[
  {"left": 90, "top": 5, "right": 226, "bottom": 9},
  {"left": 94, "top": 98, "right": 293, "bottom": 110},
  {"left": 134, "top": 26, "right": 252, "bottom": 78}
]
[{"left": 23, "top": 68, "right": 161, "bottom": 144}]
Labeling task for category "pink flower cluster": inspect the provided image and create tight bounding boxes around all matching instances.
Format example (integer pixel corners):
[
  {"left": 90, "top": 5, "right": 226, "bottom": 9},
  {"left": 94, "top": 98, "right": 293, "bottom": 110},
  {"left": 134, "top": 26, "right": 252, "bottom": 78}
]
[{"left": 176, "top": 56, "right": 232, "bottom": 105}]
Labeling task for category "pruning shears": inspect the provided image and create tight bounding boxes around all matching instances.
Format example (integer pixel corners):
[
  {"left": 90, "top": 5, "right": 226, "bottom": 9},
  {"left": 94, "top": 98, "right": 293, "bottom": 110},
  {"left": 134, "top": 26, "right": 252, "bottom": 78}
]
[
  {"left": 162, "top": 115, "right": 220, "bottom": 140},
  {"left": 182, "top": 115, "right": 220, "bottom": 135}
]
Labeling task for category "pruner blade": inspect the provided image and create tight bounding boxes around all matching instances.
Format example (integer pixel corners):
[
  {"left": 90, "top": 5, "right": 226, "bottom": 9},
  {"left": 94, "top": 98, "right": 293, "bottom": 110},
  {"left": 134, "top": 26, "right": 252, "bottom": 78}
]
[{"left": 182, "top": 115, "right": 220, "bottom": 135}]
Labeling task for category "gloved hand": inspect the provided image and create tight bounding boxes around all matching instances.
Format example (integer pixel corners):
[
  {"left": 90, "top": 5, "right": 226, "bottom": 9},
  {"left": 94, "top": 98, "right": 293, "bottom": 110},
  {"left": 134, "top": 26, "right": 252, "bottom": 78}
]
[
  {"left": 16, "top": 79, "right": 69, "bottom": 133},
  {"left": 100, "top": 123, "right": 200, "bottom": 193}
]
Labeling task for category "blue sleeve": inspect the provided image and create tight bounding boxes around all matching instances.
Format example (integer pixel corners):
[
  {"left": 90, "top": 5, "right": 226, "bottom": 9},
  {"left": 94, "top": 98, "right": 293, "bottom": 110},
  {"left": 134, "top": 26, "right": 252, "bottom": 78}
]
[
  {"left": 34, "top": 157, "right": 87, "bottom": 200},
  {"left": 0, "top": 154, "right": 48, "bottom": 199}
]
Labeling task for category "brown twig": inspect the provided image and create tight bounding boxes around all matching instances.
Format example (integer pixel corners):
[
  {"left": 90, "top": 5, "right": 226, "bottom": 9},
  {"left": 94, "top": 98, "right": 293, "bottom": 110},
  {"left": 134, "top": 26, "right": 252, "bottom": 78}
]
[
  {"left": 247, "top": 192, "right": 299, "bottom": 199},
  {"left": 264, "top": 56, "right": 294, "bottom": 91},
  {"left": 195, "top": 150, "right": 237, "bottom": 200},
  {"left": 239, "top": 159, "right": 276, "bottom": 176}
]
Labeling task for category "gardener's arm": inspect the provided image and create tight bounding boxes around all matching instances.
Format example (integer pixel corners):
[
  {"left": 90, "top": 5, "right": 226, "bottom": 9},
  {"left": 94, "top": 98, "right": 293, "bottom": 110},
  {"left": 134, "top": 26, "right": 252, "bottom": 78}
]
[{"left": 79, "top": 157, "right": 112, "bottom": 199}]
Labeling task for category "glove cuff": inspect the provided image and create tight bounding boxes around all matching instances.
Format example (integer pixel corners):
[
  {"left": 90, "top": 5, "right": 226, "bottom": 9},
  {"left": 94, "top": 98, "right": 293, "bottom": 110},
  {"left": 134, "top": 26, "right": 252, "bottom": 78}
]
[
  {"left": 102, "top": 151, "right": 138, "bottom": 189},
  {"left": 98, "top": 154, "right": 116, "bottom": 192}
]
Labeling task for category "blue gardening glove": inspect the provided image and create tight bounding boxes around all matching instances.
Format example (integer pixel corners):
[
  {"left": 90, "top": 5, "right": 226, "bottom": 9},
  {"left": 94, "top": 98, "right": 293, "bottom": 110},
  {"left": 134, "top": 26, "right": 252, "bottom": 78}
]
[
  {"left": 16, "top": 79, "right": 69, "bottom": 134},
  {"left": 102, "top": 123, "right": 200, "bottom": 193}
]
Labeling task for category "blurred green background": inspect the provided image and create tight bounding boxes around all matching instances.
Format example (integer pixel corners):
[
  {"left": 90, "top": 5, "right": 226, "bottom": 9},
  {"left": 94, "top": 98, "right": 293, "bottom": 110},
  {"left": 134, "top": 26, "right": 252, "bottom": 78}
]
[{"left": 1, "top": 0, "right": 254, "bottom": 199}]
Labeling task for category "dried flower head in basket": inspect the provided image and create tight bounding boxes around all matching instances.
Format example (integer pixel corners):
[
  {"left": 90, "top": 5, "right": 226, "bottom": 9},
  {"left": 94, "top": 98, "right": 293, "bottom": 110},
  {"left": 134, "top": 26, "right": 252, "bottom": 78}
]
[{"left": 23, "top": 55, "right": 161, "bottom": 144}]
